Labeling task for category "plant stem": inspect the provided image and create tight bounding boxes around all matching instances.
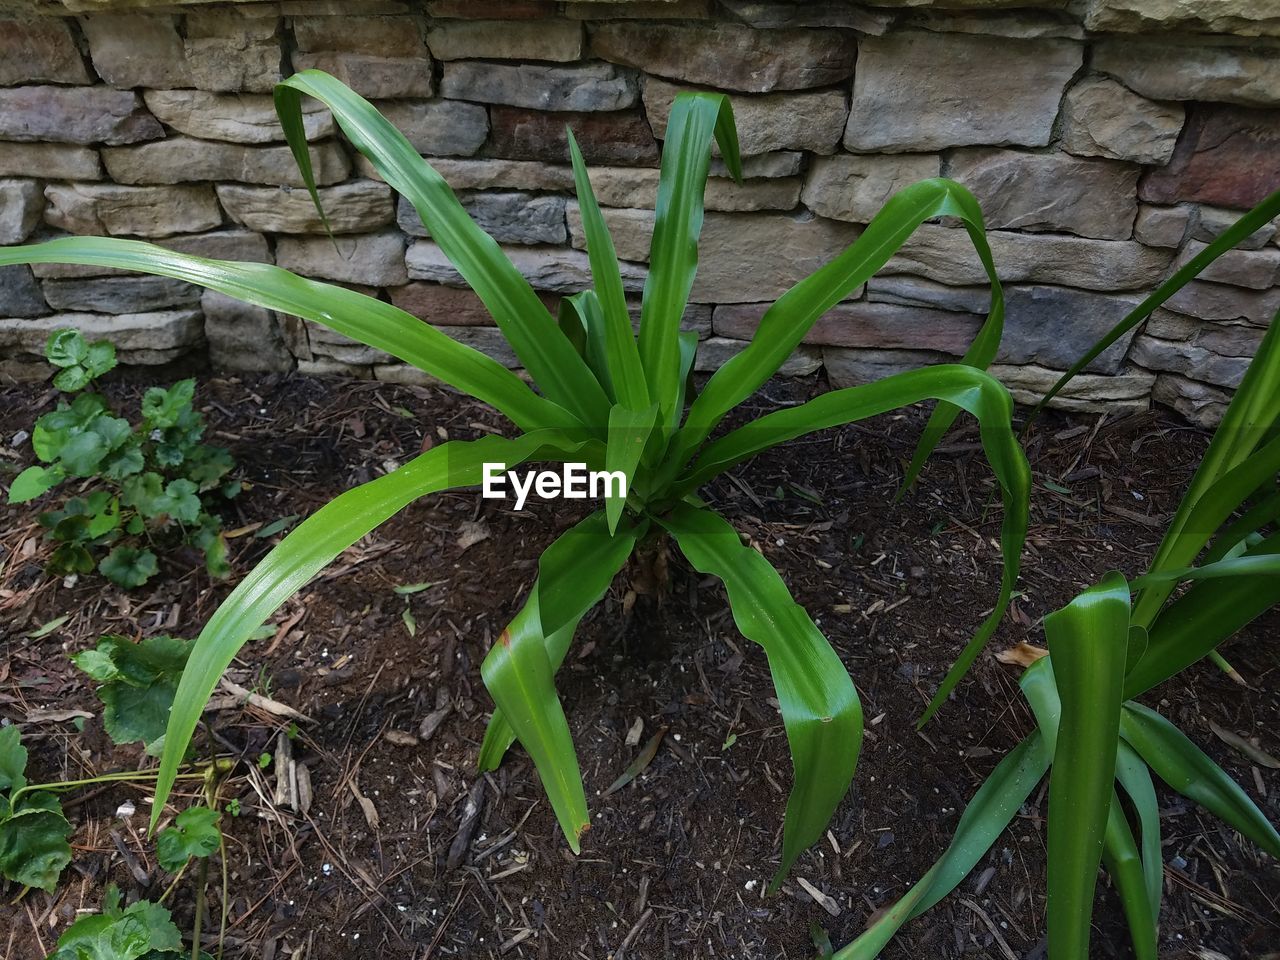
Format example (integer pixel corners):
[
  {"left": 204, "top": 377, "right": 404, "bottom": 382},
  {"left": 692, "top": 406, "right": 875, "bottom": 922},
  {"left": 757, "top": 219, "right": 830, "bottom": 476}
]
[
  {"left": 191, "top": 855, "right": 208, "bottom": 960},
  {"left": 1208, "top": 649, "right": 1246, "bottom": 685}
]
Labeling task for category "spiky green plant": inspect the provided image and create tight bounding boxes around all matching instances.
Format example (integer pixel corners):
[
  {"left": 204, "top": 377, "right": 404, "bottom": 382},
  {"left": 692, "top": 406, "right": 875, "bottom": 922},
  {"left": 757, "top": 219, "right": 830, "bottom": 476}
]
[
  {"left": 0, "top": 71, "right": 1034, "bottom": 885},
  {"left": 829, "top": 194, "right": 1280, "bottom": 960}
]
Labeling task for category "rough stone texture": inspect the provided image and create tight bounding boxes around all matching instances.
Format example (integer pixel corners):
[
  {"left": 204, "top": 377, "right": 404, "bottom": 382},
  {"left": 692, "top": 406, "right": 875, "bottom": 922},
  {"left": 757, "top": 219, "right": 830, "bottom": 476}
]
[
  {"left": 276, "top": 230, "right": 409, "bottom": 286},
  {"left": 720, "top": 0, "right": 892, "bottom": 32},
  {"left": 991, "top": 362, "right": 1155, "bottom": 413},
  {"left": 0, "top": 18, "right": 90, "bottom": 86},
  {"left": 1000, "top": 286, "right": 1143, "bottom": 373},
  {"left": 1130, "top": 334, "right": 1252, "bottom": 389},
  {"left": 1084, "top": 0, "right": 1280, "bottom": 37},
  {"left": 1165, "top": 280, "right": 1280, "bottom": 325},
  {"left": 441, "top": 62, "right": 638, "bottom": 112},
  {"left": 407, "top": 242, "right": 648, "bottom": 293},
  {"left": 844, "top": 33, "right": 1081, "bottom": 151},
  {"left": 374, "top": 101, "right": 489, "bottom": 157},
  {"left": 0, "top": 179, "right": 43, "bottom": 245},
  {"left": 1134, "top": 205, "right": 1192, "bottom": 248},
  {"left": 82, "top": 14, "right": 191, "bottom": 88},
  {"left": 307, "top": 322, "right": 394, "bottom": 365},
  {"left": 44, "top": 184, "right": 223, "bottom": 238},
  {"left": 1193, "top": 205, "right": 1278, "bottom": 250},
  {"left": 590, "top": 22, "right": 858, "bottom": 92},
  {"left": 696, "top": 336, "right": 821, "bottom": 375},
  {"left": 427, "top": 20, "right": 583, "bottom": 61},
  {"left": 566, "top": 206, "right": 864, "bottom": 302},
  {"left": 489, "top": 107, "right": 658, "bottom": 165},
  {"left": 589, "top": 169, "right": 802, "bottom": 211},
  {"left": 947, "top": 149, "right": 1140, "bottom": 240},
  {"left": 0, "top": 309, "right": 203, "bottom": 358},
  {"left": 101, "top": 137, "right": 351, "bottom": 186},
  {"left": 713, "top": 301, "right": 982, "bottom": 354},
  {"left": 867, "top": 275, "right": 993, "bottom": 314},
  {"left": 142, "top": 90, "right": 335, "bottom": 144},
  {"left": 565, "top": 0, "right": 713, "bottom": 19},
  {"left": 823, "top": 347, "right": 951, "bottom": 388},
  {"left": 642, "top": 77, "right": 847, "bottom": 155},
  {"left": 0, "top": 266, "right": 48, "bottom": 318},
  {"left": 1141, "top": 106, "right": 1280, "bottom": 209},
  {"left": 389, "top": 282, "right": 560, "bottom": 325},
  {"left": 711, "top": 152, "right": 805, "bottom": 179},
  {"left": 1059, "top": 78, "right": 1185, "bottom": 165},
  {"left": 802, "top": 154, "right": 942, "bottom": 224},
  {"left": 398, "top": 192, "right": 567, "bottom": 244},
  {"left": 218, "top": 181, "right": 394, "bottom": 234},
  {"left": 0, "top": 143, "right": 102, "bottom": 180},
  {"left": 202, "top": 289, "right": 293, "bottom": 372},
  {"left": 0, "top": 86, "right": 162, "bottom": 146},
  {"left": 30, "top": 228, "right": 270, "bottom": 279},
  {"left": 911, "top": 9, "right": 1083, "bottom": 38},
  {"left": 290, "top": 52, "right": 435, "bottom": 100},
  {"left": 1173, "top": 240, "right": 1280, "bottom": 290},
  {"left": 414, "top": 158, "right": 575, "bottom": 192},
  {"left": 184, "top": 10, "right": 282, "bottom": 93},
  {"left": 1094, "top": 39, "right": 1280, "bottom": 107},
  {"left": 293, "top": 14, "right": 426, "bottom": 55},
  {"left": 297, "top": 357, "right": 373, "bottom": 378},
  {"left": 1153, "top": 373, "right": 1231, "bottom": 427},
  {"left": 42, "top": 275, "right": 200, "bottom": 313},
  {"left": 884, "top": 225, "right": 1173, "bottom": 291}
]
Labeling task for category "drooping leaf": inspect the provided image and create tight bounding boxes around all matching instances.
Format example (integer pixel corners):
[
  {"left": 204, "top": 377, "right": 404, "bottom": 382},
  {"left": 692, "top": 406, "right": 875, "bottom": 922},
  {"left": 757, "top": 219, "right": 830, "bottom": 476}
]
[{"left": 0, "top": 725, "right": 27, "bottom": 793}]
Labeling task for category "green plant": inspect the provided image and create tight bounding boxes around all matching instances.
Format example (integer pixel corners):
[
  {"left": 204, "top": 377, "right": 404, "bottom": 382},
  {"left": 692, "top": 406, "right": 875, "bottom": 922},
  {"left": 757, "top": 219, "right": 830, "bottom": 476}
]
[
  {"left": 0, "top": 726, "right": 73, "bottom": 892},
  {"left": 9, "top": 330, "right": 238, "bottom": 588},
  {"left": 155, "top": 806, "right": 221, "bottom": 874},
  {"left": 0, "top": 71, "right": 1034, "bottom": 885},
  {"left": 828, "top": 197, "right": 1280, "bottom": 959},
  {"left": 73, "top": 635, "right": 195, "bottom": 756},
  {"left": 47, "top": 884, "right": 212, "bottom": 960}
]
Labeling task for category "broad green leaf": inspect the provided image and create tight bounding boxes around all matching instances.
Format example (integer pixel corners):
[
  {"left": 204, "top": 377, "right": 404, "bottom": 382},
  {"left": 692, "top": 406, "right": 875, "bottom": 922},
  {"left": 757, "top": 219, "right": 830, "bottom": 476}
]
[
  {"left": 659, "top": 503, "right": 860, "bottom": 888},
  {"left": 667, "top": 178, "right": 1002, "bottom": 482},
  {"left": 152, "top": 430, "right": 603, "bottom": 831},
  {"left": 53, "top": 365, "right": 91, "bottom": 393},
  {"left": 0, "top": 237, "right": 575, "bottom": 435},
  {"left": 675, "top": 365, "right": 1029, "bottom": 725},
  {"left": 98, "top": 546, "right": 159, "bottom": 589},
  {"left": 604, "top": 403, "right": 657, "bottom": 533},
  {"left": 1119, "top": 701, "right": 1280, "bottom": 858},
  {"left": 51, "top": 892, "right": 184, "bottom": 960},
  {"left": 0, "top": 725, "right": 27, "bottom": 793},
  {"left": 831, "top": 731, "right": 1051, "bottom": 959},
  {"left": 639, "top": 92, "right": 740, "bottom": 433},
  {"left": 1043, "top": 572, "right": 1129, "bottom": 960},
  {"left": 275, "top": 70, "right": 608, "bottom": 429},
  {"left": 154, "top": 479, "right": 201, "bottom": 525},
  {"left": 0, "top": 806, "right": 73, "bottom": 891},
  {"left": 59, "top": 430, "right": 109, "bottom": 476},
  {"left": 84, "top": 340, "right": 117, "bottom": 379},
  {"left": 480, "top": 590, "right": 588, "bottom": 852},
  {"left": 8, "top": 464, "right": 62, "bottom": 504},
  {"left": 46, "top": 329, "right": 88, "bottom": 368},
  {"left": 141, "top": 380, "right": 195, "bottom": 429},
  {"left": 74, "top": 635, "right": 193, "bottom": 752},
  {"left": 478, "top": 510, "right": 642, "bottom": 771},
  {"left": 567, "top": 128, "right": 648, "bottom": 411},
  {"left": 155, "top": 805, "right": 220, "bottom": 872}
]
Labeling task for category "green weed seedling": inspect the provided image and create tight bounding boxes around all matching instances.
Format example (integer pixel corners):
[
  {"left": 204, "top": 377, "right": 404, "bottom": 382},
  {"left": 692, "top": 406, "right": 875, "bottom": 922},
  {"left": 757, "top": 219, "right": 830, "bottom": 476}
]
[{"left": 8, "top": 330, "right": 237, "bottom": 588}]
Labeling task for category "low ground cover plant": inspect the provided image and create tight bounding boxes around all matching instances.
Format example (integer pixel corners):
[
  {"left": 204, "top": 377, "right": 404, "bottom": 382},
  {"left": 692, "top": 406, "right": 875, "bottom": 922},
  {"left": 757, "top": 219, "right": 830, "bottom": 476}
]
[{"left": 7, "top": 330, "right": 237, "bottom": 588}]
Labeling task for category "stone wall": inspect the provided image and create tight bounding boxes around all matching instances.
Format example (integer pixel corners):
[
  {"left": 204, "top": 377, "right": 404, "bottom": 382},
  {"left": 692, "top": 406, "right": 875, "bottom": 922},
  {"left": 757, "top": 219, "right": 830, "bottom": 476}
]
[{"left": 1, "top": 0, "right": 1278, "bottom": 425}]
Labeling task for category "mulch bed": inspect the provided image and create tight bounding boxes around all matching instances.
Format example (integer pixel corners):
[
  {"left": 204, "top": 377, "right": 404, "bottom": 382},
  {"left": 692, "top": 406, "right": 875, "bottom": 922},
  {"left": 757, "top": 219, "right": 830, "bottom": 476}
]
[{"left": 1, "top": 370, "right": 1277, "bottom": 960}]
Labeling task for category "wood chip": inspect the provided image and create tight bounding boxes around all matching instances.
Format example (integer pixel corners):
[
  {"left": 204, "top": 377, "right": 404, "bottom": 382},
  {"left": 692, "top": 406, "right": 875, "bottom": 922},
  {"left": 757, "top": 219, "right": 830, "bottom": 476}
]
[
  {"left": 796, "top": 876, "right": 840, "bottom": 917},
  {"left": 456, "top": 519, "right": 490, "bottom": 552}
]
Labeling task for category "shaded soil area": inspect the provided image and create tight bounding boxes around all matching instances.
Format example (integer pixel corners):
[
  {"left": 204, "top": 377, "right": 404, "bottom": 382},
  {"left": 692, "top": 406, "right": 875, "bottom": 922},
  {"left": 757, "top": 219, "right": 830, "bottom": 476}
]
[{"left": 1, "top": 371, "right": 1277, "bottom": 960}]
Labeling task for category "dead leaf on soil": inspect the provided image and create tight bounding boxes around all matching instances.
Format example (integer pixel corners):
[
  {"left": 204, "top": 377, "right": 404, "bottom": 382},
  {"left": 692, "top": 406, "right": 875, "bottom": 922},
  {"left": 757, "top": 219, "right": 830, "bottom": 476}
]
[
  {"left": 995, "top": 643, "right": 1049, "bottom": 668},
  {"left": 1209, "top": 721, "right": 1280, "bottom": 769},
  {"left": 384, "top": 729, "right": 420, "bottom": 747},
  {"left": 604, "top": 726, "right": 667, "bottom": 797},
  {"left": 456, "top": 519, "right": 490, "bottom": 553},
  {"left": 26, "top": 707, "right": 93, "bottom": 723}
]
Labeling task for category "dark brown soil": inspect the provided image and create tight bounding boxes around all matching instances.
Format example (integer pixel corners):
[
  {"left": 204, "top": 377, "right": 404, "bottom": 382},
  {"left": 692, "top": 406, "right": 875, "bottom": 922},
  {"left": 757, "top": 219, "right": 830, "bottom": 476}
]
[{"left": 1, "top": 371, "right": 1276, "bottom": 960}]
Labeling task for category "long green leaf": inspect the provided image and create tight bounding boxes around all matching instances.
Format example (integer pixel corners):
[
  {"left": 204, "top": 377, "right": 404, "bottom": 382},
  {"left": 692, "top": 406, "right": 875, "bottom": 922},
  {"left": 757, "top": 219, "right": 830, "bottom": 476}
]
[
  {"left": 1032, "top": 191, "right": 1280, "bottom": 420},
  {"left": 665, "top": 178, "right": 1003, "bottom": 485},
  {"left": 0, "top": 237, "right": 577, "bottom": 435},
  {"left": 1114, "top": 741, "right": 1162, "bottom": 922},
  {"left": 831, "top": 731, "right": 1051, "bottom": 959},
  {"left": 1119, "top": 702, "right": 1280, "bottom": 858},
  {"left": 275, "top": 70, "right": 609, "bottom": 427},
  {"left": 1132, "top": 314, "right": 1280, "bottom": 626},
  {"left": 659, "top": 503, "right": 860, "bottom": 889},
  {"left": 151, "top": 431, "right": 601, "bottom": 830},
  {"left": 480, "top": 590, "right": 587, "bottom": 851},
  {"left": 675, "top": 365, "right": 1029, "bottom": 725},
  {"left": 604, "top": 403, "right": 657, "bottom": 534},
  {"left": 1101, "top": 789, "right": 1157, "bottom": 960},
  {"left": 1203, "top": 488, "right": 1280, "bottom": 565},
  {"left": 567, "top": 128, "right": 648, "bottom": 411},
  {"left": 478, "top": 510, "right": 643, "bottom": 770},
  {"left": 639, "top": 92, "right": 741, "bottom": 432},
  {"left": 1125, "top": 532, "right": 1280, "bottom": 698},
  {"left": 1043, "top": 572, "right": 1130, "bottom": 960}
]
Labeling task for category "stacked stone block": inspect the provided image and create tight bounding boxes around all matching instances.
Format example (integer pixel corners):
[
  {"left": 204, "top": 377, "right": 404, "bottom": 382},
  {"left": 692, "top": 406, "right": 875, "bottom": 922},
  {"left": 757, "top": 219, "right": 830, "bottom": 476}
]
[{"left": 0, "top": 0, "right": 1277, "bottom": 425}]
